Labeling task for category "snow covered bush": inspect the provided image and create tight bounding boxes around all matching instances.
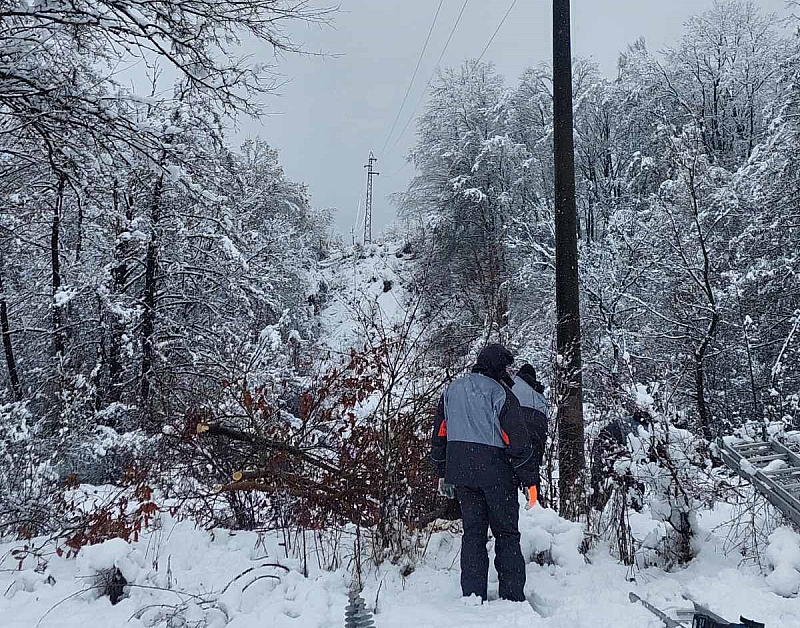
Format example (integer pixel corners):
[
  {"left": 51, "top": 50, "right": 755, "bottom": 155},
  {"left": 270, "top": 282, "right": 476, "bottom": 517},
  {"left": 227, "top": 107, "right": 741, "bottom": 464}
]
[
  {"left": 765, "top": 526, "right": 800, "bottom": 597},
  {"left": 0, "top": 394, "right": 161, "bottom": 540},
  {"left": 175, "top": 291, "right": 449, "bottom": 568},
  {"left": 57, "top": 476, "right": 163, "bottom": 557},
  {"left": 0, "top": 402, "right": 61, "bottom": 538},
  {"left": 590, "top": 386, "right": 711, "bottom": 569},
  {"left": 628, "top": 419, "right": 707, "bottom": 567},
  {"left": 520, "top": 504, "right": 585, "bottom": 571}
]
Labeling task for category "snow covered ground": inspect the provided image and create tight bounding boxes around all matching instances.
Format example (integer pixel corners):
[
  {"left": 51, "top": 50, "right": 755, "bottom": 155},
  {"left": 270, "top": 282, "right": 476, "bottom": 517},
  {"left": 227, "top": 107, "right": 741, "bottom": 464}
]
[
  {"left": 2, "top": 495, "right": 798, "bottom": 628},
  {"left": 317, "top": 242, "right": 412, "bottom": 355}
]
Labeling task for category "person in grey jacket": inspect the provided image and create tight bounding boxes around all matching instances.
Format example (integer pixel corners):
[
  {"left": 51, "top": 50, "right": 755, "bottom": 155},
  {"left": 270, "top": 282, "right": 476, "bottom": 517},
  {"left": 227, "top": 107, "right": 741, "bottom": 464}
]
[
  {"left": 430, "top": 344, "right": 539, "bottom": 602},
  {"left": 511, "top": 364, "right": 548, "bottom": 504}
]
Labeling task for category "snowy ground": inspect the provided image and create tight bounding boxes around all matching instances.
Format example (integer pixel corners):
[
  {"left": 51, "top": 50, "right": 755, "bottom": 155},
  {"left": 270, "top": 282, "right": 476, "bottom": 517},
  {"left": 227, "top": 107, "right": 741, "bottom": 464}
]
[{"left": 2, "top": 494, "right": 797, "bottom": 628}]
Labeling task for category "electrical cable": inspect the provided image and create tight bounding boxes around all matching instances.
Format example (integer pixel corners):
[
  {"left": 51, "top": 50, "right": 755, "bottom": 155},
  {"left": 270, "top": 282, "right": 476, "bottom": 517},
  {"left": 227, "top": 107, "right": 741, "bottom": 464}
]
[
  {"left": 380, "top": 0, "right": 445, "bottom": 155},
  {"left": 386, "top": 0, "right": 471, "bottom": 156},
  {"left": 475, "top": 0, "right": 519, "bottom": 65},
  {"left": 352, "top": 192, "right": 364, "bottom": 244}
]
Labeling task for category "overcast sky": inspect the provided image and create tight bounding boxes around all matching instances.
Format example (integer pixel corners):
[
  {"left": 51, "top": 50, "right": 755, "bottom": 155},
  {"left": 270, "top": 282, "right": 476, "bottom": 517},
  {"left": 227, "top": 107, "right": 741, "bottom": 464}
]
[{"left": 232, "top": 0, "right": 789, "bottom": 237}]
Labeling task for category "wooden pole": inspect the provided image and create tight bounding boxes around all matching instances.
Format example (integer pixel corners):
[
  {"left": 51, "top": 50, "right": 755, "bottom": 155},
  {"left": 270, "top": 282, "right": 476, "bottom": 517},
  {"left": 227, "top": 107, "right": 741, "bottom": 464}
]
[{"left": 553, "top": 0, "right": 585, "bottom": 518}]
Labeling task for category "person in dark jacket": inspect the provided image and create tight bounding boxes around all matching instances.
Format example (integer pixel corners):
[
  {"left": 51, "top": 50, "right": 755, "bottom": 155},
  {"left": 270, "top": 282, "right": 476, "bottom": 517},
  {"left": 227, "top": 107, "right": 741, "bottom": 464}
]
[
  {"left": 589, "top": 410, "right": 649, "bottom": 511},
  {"left": 510, "top": 364, "right": 548, "bottom": 505},
  {"left": 430, "top": 344, "right": 539, "bottom": 602}
]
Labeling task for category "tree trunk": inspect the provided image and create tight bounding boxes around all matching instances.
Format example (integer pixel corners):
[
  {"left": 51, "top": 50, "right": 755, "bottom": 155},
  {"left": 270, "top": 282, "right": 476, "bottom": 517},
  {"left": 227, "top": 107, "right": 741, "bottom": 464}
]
[
  {"left": 553, "top": 0, "right": 586, "bottom": 519},
  {"left": 694, "top": 305, "right": 719, "bottom": 439},
  {"left": 106, "top": 184, "right": 133, "bottom": 403},
  {"left": 52, "top": 176, "right": 66, "bottom": 358},
  {"left": 75, "top": 192, "right": 83, "bottom": 262},
  {"left": 694, "top": 350, "right": 710, "bottom": 438},
  {"left": 738, "top": 296, "right": 760, "bottom": 419},
  {"left": 689, "top": 172, "right": 719, "bottom": 438},
  {"left": 0, "top": 262, "right": 22, "bottom": 401},
  {"left": 140, "top": 176, "right": 164, "bottom": 407}
]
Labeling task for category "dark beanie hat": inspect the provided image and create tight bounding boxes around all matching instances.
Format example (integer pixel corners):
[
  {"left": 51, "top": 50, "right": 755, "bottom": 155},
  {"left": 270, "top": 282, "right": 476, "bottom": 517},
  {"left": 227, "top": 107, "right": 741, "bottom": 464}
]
[{"left": 517, "top": 363, "right": 537, "bottom": 386}]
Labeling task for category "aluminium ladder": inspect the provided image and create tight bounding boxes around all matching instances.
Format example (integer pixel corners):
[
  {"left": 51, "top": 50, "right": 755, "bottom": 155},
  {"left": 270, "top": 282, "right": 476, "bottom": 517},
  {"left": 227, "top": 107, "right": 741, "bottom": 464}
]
[
  {"left": 717, "top": 437, "right": 800, "bottom": 528},
  {"left": 630, "top": 592, "right": 765, "bottom": 628}
]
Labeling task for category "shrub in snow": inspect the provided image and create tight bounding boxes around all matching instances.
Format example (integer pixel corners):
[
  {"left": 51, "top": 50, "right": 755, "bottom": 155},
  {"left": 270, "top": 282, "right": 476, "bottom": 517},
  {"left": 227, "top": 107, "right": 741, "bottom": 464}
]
[
  {"left": 186, "top": 308, "right": 448, "bottom": 565},
  {"left": 0, "top": 402, "right": 58, "bottom": 537},
  {"left": 55, "top": 425, "right": 151, "bottom": 485},
  {"left": 76, "top": 537, "right": 143, "bottom": 603},
  {"left": 0, "top": 404, "right": 160, "bottom": 540},
  {"left": 590, "top": 392, "right": 709, "bottom": 569},
  {"left": 732, "top": 418, "right": 789, "bottom": 444},
  {"left": 627, "top": 420, "right": 706, "bottom": 567},
  {"left": 307, "top": 277, "right": 330, "bottom": 315},
  {"left": 58, "top": 479, "right": 161, "bottom": 557},
  {"left": 765, "top": 526, "right": 800, "bottom": 597},
  {"left": 519, "top": 504, "right": 585, "bottom": 571}
]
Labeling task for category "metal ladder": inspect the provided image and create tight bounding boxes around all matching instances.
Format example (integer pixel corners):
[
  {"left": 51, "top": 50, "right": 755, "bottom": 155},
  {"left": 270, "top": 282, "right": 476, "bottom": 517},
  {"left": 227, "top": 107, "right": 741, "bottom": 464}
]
[
  {"left": 717, "top": 437, "right": 800, "bottom": 528},
  {"left": 630, "top": 593, "right": 766, "bottom": 628}
]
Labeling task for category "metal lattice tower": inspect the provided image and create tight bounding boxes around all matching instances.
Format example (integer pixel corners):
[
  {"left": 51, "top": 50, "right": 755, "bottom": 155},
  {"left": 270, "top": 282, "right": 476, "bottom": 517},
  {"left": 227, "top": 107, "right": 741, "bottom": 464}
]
[{"left": 363, "top": 152, "right": 379, "bottom": 244}]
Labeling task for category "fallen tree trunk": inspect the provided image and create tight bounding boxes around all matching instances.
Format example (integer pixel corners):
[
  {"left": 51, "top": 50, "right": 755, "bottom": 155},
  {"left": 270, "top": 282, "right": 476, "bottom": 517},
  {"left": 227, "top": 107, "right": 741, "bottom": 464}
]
[
  {"left": 229, "top": 470, "right": 341, "bottom": 496},
  {"left": 197, "top": 422, "right": 340, "bottom": 475},
  {"left": 216, "top": 481, "right": 312, "bottom": 497},
  {"left": 413, "top": 499, "right": 461, "bottom": 529}
]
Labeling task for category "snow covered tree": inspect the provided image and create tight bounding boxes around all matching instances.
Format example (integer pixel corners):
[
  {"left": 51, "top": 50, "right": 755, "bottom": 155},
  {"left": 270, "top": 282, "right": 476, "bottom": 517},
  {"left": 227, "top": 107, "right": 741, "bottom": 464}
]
[
  {"left": 731, "top": 29, "right": 800, "bottom": 428},
  {"left": 657, "top": 0, "right": 784, "bottom": 168},
  {"left": 400, "top": 62, "right": 532, "bottom": 348}
]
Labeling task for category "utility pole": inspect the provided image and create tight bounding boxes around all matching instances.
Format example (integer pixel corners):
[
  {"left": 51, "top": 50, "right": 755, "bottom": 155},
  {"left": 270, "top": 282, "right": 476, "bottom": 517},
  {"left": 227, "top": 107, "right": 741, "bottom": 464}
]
[
  {"left": 553, "top": 0, "right": 585, "bottom": 518},
  {"left": 363, "top": 152, "right": 379, "bottom": 244}
]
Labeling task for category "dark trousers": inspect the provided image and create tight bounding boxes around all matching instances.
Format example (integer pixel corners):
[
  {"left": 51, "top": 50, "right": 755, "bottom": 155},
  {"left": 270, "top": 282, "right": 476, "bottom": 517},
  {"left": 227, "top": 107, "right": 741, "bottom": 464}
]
[{"left": 456, "top": 480, "right": 525, "bottom": 602}]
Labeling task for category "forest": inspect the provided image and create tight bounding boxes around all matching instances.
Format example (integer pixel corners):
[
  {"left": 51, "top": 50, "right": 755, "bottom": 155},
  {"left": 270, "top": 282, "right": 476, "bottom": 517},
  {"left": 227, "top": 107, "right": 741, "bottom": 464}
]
[{"left": 1, "top": 1, "right": 799, "bottom": 627}]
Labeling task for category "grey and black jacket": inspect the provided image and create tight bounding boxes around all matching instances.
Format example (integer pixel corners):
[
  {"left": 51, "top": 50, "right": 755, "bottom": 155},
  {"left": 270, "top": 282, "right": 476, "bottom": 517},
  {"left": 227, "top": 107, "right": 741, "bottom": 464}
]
[
  {"left": 430, "top": 346, "right": 539, "bottom": 488},
  {"left": 511, "top": 375, "right": 548, "bottom": 484}
]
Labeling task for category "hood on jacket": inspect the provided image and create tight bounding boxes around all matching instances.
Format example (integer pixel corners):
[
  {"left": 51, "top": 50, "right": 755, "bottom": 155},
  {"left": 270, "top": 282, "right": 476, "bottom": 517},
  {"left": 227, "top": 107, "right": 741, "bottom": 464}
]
[
  {"left": 472, "top": 344, "right": 514, "bottom": 387},
  {"left": 517, "top": 363, "right": 545, "bottom": 394}
]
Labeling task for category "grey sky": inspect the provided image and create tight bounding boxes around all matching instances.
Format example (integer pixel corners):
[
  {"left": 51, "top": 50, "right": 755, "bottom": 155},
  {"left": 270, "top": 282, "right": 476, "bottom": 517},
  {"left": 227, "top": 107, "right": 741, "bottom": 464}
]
[{"left": 233, "top": 0, "right": 788, "bottom": 237}]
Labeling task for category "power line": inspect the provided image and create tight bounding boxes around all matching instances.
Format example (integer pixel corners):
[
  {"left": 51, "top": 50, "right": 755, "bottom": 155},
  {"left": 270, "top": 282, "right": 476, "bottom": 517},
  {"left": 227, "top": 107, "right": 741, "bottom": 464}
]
[
  {"left": 386, "top": 0, "right": 521, "bottom": 157},
  {"left": 351, "top": 192, "right": 363, "bottom": 246},
  {"left": 380, "top": 0, "right": 445, "bottom": 155},
  {"left": 387, "top": 0, "right": 471, "bottom": 156},
  {"left": 475, "top": 0, "right": 519, "bottom": 65}
]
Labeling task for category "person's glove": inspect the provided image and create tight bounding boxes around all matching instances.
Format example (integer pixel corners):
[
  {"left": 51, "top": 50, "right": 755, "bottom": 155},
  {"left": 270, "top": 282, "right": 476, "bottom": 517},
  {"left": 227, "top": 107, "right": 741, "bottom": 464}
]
[
  {"left": 524, "top": 485, "right": 538, "bottom": 510},
  {"left": 438, "top": 478, "right": 456, "bottom": 500}
]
